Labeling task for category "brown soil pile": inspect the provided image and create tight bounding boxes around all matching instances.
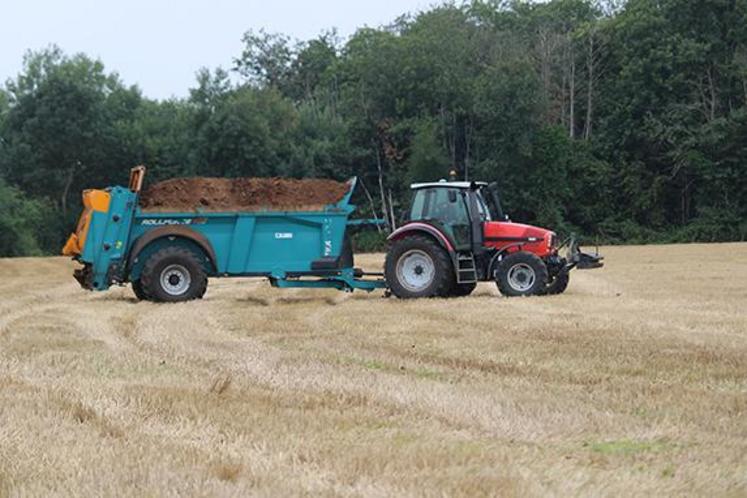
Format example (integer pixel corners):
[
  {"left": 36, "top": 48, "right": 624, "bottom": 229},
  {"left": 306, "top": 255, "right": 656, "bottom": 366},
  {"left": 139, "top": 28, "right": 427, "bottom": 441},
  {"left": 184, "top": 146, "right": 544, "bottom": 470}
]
[{"left": 139, "top": 177, "right": 350, "bottom": 212}]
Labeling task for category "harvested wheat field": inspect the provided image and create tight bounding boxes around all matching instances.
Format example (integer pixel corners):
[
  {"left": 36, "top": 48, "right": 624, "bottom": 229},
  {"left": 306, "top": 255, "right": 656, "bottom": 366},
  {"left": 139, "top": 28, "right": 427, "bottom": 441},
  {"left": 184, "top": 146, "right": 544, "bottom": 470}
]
[{"left": 0, "top": 243, "right": 745, "bottom": 497}]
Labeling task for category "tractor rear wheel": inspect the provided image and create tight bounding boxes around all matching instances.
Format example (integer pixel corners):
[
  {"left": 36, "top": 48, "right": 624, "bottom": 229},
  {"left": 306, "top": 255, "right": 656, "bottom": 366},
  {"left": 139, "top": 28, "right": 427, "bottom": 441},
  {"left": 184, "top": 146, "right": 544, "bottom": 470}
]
[
  {"left": 140, "top": 247, "right": 208, "bottom": 303},
  {"left": 542, "top": 270, "right": 570, "bottom": 295},
  {"left": 495, "top": 252, "right": 548, "bottom": 297},
  {"left": 385, "top": 235, "right": 454, "bottom": 299}
]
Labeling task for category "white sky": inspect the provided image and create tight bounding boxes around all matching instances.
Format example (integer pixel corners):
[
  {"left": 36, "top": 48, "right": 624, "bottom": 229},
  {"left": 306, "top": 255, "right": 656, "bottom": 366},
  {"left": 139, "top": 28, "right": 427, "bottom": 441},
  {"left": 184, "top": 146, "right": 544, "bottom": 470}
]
[{"left": 0, "top": 0, "right": 436, "bottom": 100}]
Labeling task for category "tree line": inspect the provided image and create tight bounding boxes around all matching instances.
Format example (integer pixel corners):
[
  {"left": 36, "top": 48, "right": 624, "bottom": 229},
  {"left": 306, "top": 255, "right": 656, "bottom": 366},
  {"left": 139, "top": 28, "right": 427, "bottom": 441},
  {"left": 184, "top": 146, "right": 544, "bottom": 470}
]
[{"left": 1, "top": 0, "right": 746, "bottom": 256}]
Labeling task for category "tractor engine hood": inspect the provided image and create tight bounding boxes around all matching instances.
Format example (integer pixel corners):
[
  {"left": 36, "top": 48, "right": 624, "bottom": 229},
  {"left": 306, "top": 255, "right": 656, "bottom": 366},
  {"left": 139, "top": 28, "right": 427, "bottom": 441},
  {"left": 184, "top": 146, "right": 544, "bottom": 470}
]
[{"left": 484, "top": 221, "right": 556, "bottom": 246}]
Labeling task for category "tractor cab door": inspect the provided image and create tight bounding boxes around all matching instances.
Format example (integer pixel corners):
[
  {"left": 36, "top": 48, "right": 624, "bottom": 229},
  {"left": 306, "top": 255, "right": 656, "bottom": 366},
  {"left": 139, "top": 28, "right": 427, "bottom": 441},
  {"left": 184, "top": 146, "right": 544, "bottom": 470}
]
[
  {"left": 410, "top": 187, "right": 472, "bottom": 250},
  {"left": 467, "top": 189, "right": 491, "bottom": 252}
]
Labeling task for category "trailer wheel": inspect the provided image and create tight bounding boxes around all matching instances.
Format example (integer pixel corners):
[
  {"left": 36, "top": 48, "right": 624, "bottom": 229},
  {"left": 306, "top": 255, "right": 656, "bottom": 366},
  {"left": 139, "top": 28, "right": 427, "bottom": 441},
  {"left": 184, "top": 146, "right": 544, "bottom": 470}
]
[
  {"left": 542, "top": 270, "right": 570, "bottom": 295},
  {"left": 131, "top": 280, "right": 149, "bottom": 301},
  {"left": 449, "top": 282, "right": 477, "bottom": 297},
  {"left": 140, "top": 247, "right": 208, "bottom": 303},
  {"left": 495, "top": 252, "right": 548, "bottom": 297},
  {"left": 385, "top": 234, "right": 454, "bottom": 299}
]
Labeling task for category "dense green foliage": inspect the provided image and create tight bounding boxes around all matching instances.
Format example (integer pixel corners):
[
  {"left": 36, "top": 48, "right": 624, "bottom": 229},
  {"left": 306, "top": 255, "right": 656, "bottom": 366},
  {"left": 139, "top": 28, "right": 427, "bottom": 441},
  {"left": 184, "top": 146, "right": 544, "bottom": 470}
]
[
  {"left": 0, "top": 178, "right": 52, "bottom": 256},
  {"left": 1, "top": 0, "right": 745, "bottom": 256}
]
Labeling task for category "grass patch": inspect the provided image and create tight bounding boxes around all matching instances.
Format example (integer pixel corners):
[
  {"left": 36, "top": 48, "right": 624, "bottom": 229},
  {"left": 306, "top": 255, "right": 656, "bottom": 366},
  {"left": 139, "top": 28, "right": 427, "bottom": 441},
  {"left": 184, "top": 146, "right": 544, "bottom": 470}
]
[
  {"left": 661, "top": 465, "right": 676, "bottom": 478},
  {"left": 359, "top": 358, "right": 391, "bottom": 372},
  {"left": 412, "top": 367, "right": 446, "bottom": 381},
  {"left": 587, "top": 439, "right": 672, "bottom": 455}
]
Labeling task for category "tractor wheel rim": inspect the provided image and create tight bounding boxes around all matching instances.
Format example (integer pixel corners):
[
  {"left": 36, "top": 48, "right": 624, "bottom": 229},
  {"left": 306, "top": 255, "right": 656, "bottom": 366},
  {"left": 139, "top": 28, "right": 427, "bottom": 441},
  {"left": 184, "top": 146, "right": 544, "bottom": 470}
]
[
  {"left": 160, "top": 264, "right": 191, "bottom": 296},
  {"left": 396, "top": 249, "right": 436, "bottom": 292},
  {"left": 507, "top": 263, "right": 535, "bottom": 292}
]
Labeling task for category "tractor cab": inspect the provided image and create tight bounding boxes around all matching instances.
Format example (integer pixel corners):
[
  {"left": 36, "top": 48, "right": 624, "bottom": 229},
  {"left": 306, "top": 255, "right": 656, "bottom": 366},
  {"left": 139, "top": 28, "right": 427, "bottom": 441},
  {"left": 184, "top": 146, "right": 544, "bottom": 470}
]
[
  {"left": 384, "top": 179, "right": 603, "bottom": 299},
  {"left": 407, "top": 181, "right": 482, "bottom": 250}
]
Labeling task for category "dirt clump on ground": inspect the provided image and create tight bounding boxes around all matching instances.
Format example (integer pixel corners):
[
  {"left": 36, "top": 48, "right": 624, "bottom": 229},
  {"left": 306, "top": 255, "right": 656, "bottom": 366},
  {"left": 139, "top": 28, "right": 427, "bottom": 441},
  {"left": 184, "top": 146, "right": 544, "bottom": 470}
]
[{"left": 139, "top": 177, "right": 350, "bottom": 212}]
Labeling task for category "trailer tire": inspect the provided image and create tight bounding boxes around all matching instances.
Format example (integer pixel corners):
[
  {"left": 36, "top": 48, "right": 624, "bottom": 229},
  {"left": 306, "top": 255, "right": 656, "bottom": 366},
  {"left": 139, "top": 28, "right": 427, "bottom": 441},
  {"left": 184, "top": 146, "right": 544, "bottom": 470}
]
[
  {"left": 542, "top": 270, "right": 570, "bottom": 295},
  {"left": 140, "top": 247, "right": 208, "bottom": 303},
  {"left": 495, "top": 252, "right": 548, "bottom": 297},
  {"left": 385, "top": 234, "right": 454, "bottom": 299}
]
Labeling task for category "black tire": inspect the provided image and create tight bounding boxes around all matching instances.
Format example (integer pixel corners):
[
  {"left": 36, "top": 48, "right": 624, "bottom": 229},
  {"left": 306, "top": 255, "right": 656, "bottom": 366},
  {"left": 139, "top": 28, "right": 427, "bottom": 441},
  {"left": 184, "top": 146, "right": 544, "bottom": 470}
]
[
  {"left": 139, "top": 246, "right": 208, "bottom": 303},
  {"left": 385, "top": 234, "right": 454, "bottom": 299},
  {"left": 543, "top": 270, "right": 570, "bottom": 295},
  {"left": 131, "top": 279, "right": 149, "bottom": 301},
  {"left": 495, "top": 251, "right": 548, "bottom": 297},
  {"left": 449, "top": 282, "right": 477, "bottom": 297}
]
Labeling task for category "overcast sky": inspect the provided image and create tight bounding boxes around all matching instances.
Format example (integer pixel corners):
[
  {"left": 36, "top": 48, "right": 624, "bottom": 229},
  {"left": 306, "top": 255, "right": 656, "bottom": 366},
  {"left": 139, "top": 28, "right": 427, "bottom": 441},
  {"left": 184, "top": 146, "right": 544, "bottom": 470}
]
[{"left": 1, "top": 0, "right": 435, "bottom": 100}]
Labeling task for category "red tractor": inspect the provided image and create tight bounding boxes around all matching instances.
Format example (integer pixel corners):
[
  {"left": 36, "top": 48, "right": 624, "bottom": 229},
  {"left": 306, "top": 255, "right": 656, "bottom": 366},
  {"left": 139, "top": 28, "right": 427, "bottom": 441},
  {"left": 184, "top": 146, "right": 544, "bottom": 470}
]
[{"left": 384, "top": 180, "right": 603, "bottom": 298}]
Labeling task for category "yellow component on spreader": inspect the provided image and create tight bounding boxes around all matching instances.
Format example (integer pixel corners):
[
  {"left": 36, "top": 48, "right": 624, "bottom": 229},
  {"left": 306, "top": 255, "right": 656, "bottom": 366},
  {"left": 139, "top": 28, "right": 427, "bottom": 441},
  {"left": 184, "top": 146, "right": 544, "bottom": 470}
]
[{"left": 61, "top": 189, "right": 111, "bottom": 256}]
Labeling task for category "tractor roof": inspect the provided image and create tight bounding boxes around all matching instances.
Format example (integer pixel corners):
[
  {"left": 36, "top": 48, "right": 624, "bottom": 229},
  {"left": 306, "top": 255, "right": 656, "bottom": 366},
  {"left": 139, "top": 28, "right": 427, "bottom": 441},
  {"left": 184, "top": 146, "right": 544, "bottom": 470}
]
[{"left": 410, "top": 180, "right": 488, "bottom": 190}]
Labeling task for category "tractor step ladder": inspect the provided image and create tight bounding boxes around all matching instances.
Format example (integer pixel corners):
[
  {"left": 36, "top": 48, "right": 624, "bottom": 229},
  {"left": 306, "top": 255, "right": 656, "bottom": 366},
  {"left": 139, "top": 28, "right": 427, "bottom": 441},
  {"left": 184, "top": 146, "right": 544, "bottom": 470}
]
[{"left": 456, "top": 253, "right": 478, "bottom": 284}]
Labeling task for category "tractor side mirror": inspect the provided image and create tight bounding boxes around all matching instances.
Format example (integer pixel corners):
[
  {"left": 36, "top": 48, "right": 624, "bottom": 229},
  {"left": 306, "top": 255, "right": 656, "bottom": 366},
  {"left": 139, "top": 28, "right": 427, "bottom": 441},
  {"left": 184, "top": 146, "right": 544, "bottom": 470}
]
[{"left": 448, "top": 190, "right": 457, "bottom": 203}]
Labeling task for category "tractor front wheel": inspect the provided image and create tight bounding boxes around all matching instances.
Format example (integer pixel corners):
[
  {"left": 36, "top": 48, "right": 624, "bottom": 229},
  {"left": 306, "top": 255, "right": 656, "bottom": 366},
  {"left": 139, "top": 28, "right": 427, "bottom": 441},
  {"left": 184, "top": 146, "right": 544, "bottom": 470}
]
[
  {"left": 495, "top": 252, "right": 548, "bottom": 297},
  {"left": 385, "top": 235, "right": 454, "bottom": 299}
]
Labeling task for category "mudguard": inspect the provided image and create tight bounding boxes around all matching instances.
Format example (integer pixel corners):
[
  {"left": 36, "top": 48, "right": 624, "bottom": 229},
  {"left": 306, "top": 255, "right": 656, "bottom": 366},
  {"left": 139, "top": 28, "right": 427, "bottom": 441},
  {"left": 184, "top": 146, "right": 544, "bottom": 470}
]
[
  {"left": 127, "top": 226, "right": 218, "bottom": 273},
  {"left": 387, "top": 222, "right": 455, "bottom": 254}
]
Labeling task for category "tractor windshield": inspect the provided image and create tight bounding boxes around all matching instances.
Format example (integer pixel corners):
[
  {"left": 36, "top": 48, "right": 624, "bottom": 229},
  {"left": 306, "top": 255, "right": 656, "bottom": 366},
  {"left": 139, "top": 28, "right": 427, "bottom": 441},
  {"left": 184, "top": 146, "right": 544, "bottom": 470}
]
[
  {"left": 474, "top": 191, "right": 492, "bottom": 221},
  {"left": 483, "top": 184, "right": 506, "bottom": 221}
]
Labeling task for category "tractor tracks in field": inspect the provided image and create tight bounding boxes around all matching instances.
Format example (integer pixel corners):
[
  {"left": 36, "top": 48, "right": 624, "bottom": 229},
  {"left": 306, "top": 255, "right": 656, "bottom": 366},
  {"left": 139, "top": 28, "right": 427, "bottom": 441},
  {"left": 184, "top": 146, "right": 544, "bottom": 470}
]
[
  {"left": 147, "top": 298, "right": 567, "bottom": 440},
  {"left": 0, "top": 282, "right": 79, "bottom": 336},
  {"left": 55, "top": 297, "right": 400, "bottom": 495},
  {"left": 0, "top": 374, "right": 126, "bottom": 443},
  {"left": 0, "top": 304, "right": 65, "bottom": 338},
  {"left": 0, "top": 275, "right": 648, "bottom": 444},
  {"left": 104, "top": 292, "right": 490, "bottom": 436}
]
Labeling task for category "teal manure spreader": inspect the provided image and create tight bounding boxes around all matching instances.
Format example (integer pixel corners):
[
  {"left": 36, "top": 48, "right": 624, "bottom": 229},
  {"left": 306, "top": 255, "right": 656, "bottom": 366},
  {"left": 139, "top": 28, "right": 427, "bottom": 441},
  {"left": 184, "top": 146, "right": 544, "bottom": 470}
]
[{"left": 63, "top": 167, "right": 386, "bottom": 302}]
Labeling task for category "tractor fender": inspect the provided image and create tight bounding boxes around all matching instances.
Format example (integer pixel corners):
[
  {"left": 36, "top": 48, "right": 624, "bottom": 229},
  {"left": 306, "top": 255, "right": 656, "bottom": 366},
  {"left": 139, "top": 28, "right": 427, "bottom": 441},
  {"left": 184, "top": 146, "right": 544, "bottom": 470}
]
[
  {"left": 127, "top": 226, "right": 218, "bottom": 274},
  {"left": 388, "top": 222, "right": 455, "bottom": 254}
]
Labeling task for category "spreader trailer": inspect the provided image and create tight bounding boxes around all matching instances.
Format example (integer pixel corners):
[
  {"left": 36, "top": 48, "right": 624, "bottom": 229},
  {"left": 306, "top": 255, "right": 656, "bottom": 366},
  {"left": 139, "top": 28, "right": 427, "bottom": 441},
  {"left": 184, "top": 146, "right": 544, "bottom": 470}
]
[
  {"left": 63, "top": 167, "right": 602, "bottom": 302},
  {"left": 62, "top": 167, "right": 386, "bottom": 301}
]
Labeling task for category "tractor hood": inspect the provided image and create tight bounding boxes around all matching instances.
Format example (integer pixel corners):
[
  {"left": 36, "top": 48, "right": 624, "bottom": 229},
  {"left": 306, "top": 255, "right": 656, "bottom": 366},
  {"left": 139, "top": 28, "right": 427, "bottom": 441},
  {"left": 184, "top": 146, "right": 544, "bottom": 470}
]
[
  {"left": 483, "top": 221, "right": 556, "bottom": 257},
  {"left": 484, "top": 221, "right": 555, "bottom": 243}
]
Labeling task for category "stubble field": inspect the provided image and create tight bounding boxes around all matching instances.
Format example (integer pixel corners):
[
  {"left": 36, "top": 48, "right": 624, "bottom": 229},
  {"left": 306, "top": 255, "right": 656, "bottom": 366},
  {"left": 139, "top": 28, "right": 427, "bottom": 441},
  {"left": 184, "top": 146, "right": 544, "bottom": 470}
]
[{"left": 0, "top": 243, "right": 745, "bottom": 497}]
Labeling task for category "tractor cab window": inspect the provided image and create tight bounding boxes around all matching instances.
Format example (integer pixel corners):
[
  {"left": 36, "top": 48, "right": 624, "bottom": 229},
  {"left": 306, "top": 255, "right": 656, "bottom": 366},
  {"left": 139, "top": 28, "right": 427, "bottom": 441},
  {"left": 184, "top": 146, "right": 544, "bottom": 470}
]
[
  {"left": 410, "top": 188, "right": 470, "bottom": 247},
  {"left": 475, "top": 192, "right": 492, "bottom": 222},
  {"left": 410, "top": 190, "right": 427, "bottom": 220}
]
